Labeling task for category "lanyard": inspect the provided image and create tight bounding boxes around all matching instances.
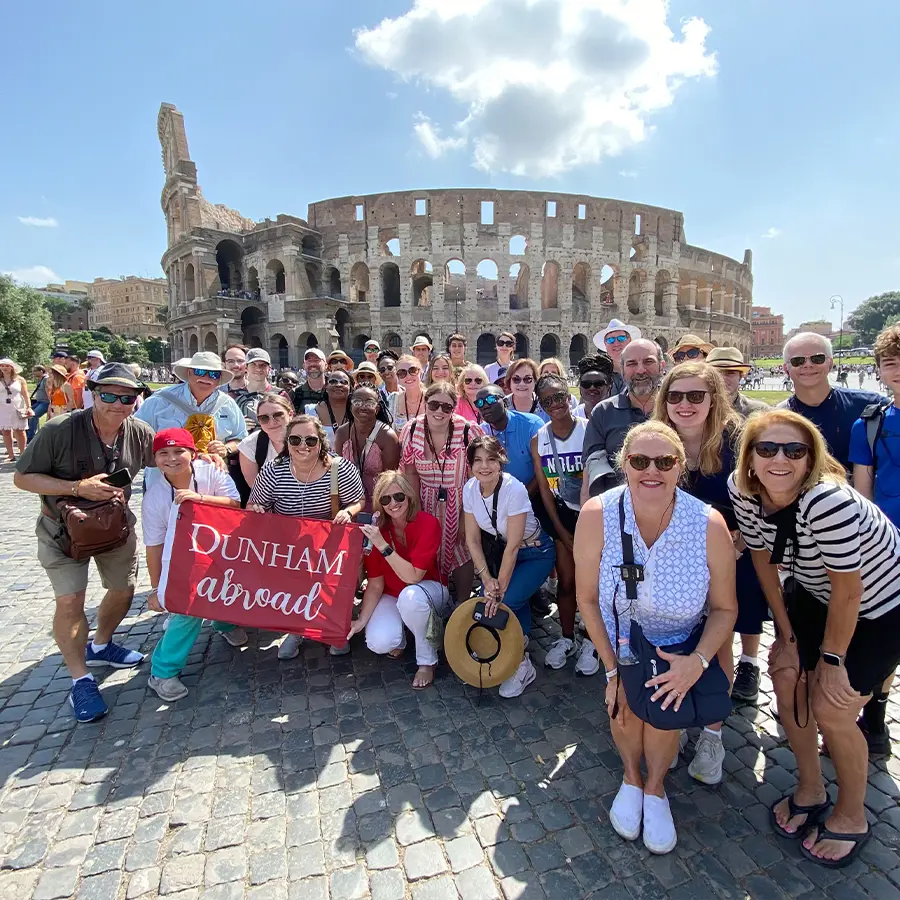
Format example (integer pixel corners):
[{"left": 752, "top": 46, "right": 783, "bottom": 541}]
[{"left": 424, "top": 417, "right": 455, "bottom": 487}]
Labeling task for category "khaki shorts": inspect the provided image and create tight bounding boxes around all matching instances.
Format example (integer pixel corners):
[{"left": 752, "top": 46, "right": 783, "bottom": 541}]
[{"left": 35, "top": 514, "right": 139, "bottom": 598}]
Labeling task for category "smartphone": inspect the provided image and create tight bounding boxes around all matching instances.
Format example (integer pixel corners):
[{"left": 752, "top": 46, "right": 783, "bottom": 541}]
[
  {"left": 473, "top": 601, "right": 509, "bottom": 630},
  {"left": 104, "top": 469, "right": 132, "bottom": 488},
  {"left": 437, "top": 487, "right": 448, "bottom": 502},
  {"left": 357, "top": 512, "right": 374, "bottom": 554}
]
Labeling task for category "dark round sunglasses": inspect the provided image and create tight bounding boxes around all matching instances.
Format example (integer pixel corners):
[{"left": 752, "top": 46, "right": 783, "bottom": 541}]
[
  {"left": 426, "top": 400, "right": 454, "bottom": 414},
  {"left": 496, "top": 339, "right": 515, "bottom": 348},
  {"left": 288, "top": 435, "right": 320, "bottom": 447},
  {"left": 580, "top": 378, "right": 609, "bottom": 391},
  {"left": 752, "top": 441, "right": 809, "bottom": 460},
  {"left": 627, "top": 453, "right": 677, "bottom": 471},
  {"left": 539, "top": 391, "right": 570, "bottom": 410},
  {"left": 673, "top": 348, "right": 704, "bottom": 362},
  {"left": 382, "top": 492, "right": 407, "bottom": 505},
  {"left": 396, "top": 366, "right": 420, "bottom": 378}
]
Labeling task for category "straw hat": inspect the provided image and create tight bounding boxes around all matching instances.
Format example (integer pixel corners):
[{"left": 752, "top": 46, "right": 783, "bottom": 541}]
[
  {"left": 172, "top": 351, "right": 234, "bottom": 385},
  {"left": 672, "top": 333, "right": 713, "bottom": 355},
  {"left": 706, "top": 347, "right": 751, "bottom": 374},
  {"left": 0, "top": 358, "right": 22, "bottom": 375},
  {"left": 444, "top": 598, "right": 525, "bottom": 688}
]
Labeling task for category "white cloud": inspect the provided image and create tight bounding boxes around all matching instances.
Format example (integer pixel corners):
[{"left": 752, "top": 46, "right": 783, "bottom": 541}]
[
  {"left": 354, "top": 0, "right": 716, "bottom": 177},
  {"left": 18, "top": 216, "right": 58, "bottom": 228},
  {"left": 619, "top": 170, "right": 638, "bottom": 178},
  {"left": 761, "top": 227, "right": 782, "bottom": 239},
  {"left": 4, "top": 265, "right": 61, "bottom": 286}
]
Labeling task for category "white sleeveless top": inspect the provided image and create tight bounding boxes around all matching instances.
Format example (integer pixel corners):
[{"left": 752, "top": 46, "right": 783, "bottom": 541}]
[
  {"left": 598, "top": 485, "right": 711, "bottom": 649},
  {"left": 536, "top": 417, "right": 587, "bottom": 510}
]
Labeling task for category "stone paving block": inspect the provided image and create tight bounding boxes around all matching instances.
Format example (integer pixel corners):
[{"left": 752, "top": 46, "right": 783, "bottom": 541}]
[
  {"left": 33, "top": 865, "right": 79, "bottom": 900},
  {"left": 75, "top": 871, "right": 123, "bottom": 900},
  {"left": 160, "top": 854, "right": 205, "bottom": 893},
  {"left": 126, "top": 866, "right": 161, "bottom": 899},
  {"left": 330, "top": 863, "right": 369, "bottom": 899},
  {"left": 411, "top": 874, "right": 461, "bottom": 900}
]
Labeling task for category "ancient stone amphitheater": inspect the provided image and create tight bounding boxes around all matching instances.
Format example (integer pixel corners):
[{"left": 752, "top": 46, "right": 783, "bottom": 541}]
[{"left": 159, "top": 103, "right": 752, "bottom": 369}]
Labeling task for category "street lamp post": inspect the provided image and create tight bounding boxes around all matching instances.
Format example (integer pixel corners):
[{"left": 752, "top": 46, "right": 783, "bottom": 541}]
[{"left": 830, "top": 294, "right": 844, "bottom": 375}]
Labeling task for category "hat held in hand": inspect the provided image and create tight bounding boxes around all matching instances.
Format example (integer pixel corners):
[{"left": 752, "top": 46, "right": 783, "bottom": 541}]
[{"left": 444, "top": 598, "right": 525, "bottom": 688}]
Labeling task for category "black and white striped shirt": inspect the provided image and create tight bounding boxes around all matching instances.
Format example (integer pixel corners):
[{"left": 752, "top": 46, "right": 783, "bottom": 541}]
[
  {"left": 727, "top": 475, "right": 900, "bottom": 619},
  {"left": 249, "top": 457, "right": 364, "bottom": 520}
]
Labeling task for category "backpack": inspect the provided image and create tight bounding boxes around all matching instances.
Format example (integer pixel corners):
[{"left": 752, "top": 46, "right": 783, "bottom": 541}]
[
  {"left": 228, "top": 431, "right": 271, "bottom": 507},
  {"left": 860, "top": 400, "right": 892, "bottom": 476}
]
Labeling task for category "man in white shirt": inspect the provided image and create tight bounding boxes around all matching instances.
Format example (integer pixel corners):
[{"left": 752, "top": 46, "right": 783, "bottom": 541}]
[{"left": 81, "top": 350, "right": 106, "bottom": 409}]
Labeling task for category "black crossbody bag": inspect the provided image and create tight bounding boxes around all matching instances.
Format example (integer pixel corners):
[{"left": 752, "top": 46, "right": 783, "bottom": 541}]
[
  {"left": 480, "top": 479, "right": 506, "bottom": 578},
  {"left": 613, "top": 493, "right": 732, "bottom": 730}
]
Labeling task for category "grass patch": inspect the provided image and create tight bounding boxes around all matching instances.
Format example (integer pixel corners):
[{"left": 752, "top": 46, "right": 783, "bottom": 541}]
[{"left": 744, "top": 390, "right": 789, "bottom": 405}]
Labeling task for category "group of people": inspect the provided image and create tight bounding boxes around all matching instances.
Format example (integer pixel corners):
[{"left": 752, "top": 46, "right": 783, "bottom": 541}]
[{"left": 9, "top": 317, "right": 900, "bottom": 866}]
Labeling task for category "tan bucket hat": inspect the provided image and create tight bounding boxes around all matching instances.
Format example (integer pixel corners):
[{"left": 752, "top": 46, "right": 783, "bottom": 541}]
[{"left": 706, "top": 347, "right": 751, "bottom": 374}]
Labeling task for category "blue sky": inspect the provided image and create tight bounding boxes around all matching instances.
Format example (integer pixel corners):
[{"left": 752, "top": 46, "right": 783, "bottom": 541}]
[{"left": 2, "top": 0, "right": 898, "bottom": 329}]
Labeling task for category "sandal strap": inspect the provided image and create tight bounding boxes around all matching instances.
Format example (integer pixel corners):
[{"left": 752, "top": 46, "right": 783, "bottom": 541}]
[
  {"left": 810, "top": 826, "right": 869, "bottom": 844},
  {"left": 787, "top": 796, "right": 830, "bottom": 817}
]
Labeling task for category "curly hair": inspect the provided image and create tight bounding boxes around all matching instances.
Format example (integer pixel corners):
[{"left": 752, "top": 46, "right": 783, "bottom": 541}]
[
  {"left": 875, "top": 324, "right": 900, "bottom": 364},
  {"left": 577, "top": 352, "right": 614, "bottom": 378}
]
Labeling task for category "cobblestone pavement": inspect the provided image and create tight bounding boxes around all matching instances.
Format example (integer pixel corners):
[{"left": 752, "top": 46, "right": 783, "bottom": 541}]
[{"left": 0, "top": 464, "right": 898, "bottom": 900}]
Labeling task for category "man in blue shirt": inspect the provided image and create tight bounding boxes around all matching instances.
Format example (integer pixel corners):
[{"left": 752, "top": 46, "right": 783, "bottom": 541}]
[
  {"left": 476, "top": 384, "right": 543, "bottom": 490},
  {"left": 136, "top": 351, "right": 246, "bottom": 487},
  {"left": 849, "top": 325, "right": 900, "bottom": 755}
]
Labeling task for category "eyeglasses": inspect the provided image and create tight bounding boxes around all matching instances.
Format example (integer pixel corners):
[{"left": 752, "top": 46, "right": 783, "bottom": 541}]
[
  {"left": 511, "top": 375, "right": 534, "bottom": 385},
  {"left": 788, "top": 354, "right": 828, "bottom": 367},
  {"left": 464, "top": 377, "right": 484, "bottom": 385},
  {"left": 288, "top": 435, "right": 320, "bottom": 448},
  {"left": 397, "top": 366, "right": 420, "bottom": 378},
  {"left": 474, "top": 394, "right": 503, "bottom": 409},
  {"left": 752, "top": 441, "right": 810, "bottom": 460},
  {"left": 327, "top": 377, "right": 350, "bottom": 387},
  {"left": 378, "top": 364, "right": 395, "bottom": 374},
  {"left": 351, "top": 399, "right": 378, "bottom": 410},
  {"left": 97, "top": 392, "right": 138, "bottom": 405},
  {"left": 580, "top": 378, "right": 609, "bottom": 391},
  {"left": 257, "top": 411, "right": 287, "bottom": 424},
  {"left": 539, "top": 391, "right": 570, "bottom": 410},
  {"left": 665, "top": 389, "right": 709, "bottom": 405},
  {"left": 605, "top": 335, "right": 629, "bottom": 345},
  {"left": 426, "top": 400, "right": 454, "bottom": 414},
  {"left": 382, "top": 492, "right": 407, "bottom": 505},
  {"left": 496, "top": 339, "right": 515, "bottom": 348},
  {"left": 192, "top": 369, "right": 222, "bottom": 380},
  {"left": 627, "top": 453, "right": 678, "bottom": 471},
  {"left": 224, "top": 358, "right": 245, "bottom": 367},
  {"left": 673, "top": 348, "right": 705, "bottom": 362}
]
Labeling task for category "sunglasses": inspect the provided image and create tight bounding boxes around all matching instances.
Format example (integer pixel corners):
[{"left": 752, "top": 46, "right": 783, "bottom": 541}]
[
  {"left": 673, "top": 348, "right": 704, "bottom": 362},
  {"left": 97, "top": 392, "right": 138, "bottom": 405},
  {"left": 752, "top": 441, "right": 810, "bottom": 460},
  {"left": 279, "top": 379, "right": 299, "bottom": 386},
  {"left": 351, "top": 399, "right": 378, "bottom": 410},
  {"left": 496, "top": 339, "right": 515, "bottom": 348},
  {"left": 426, "top": 400, "right": 454, "bottom": 414},
  {"left": 511, "top": 375, "right": 534, "bottom": 385},
  {"left": 627, "top": 453, "right": 678, "bottom": 471},
  {"left": 788, "top": 354, "right": 828, "bottom": 367},
  {"left": 327, "top": 377, "right": 350, "bottom": 387},
  {"left": 383, "top": 492, "right": 407, "bottom": 505},
  {"left": 464, "top": 377, "right": 484, "bottom": 385},
  {"left": 257, "top": 411, "right": 287, "bottom": 424},
  {"left": 397, "top": 366, "right": 420, "bottom": 378},
  {"left": 580, "top": 378, "right": 609, "bottom": 391},
  {"left": 474, "top": 394, "right": 503, "bottom": 409},
  {"left": 356, "top": 373, "right": 377, "bottom": 381},
  {"left": 288, "top": 435, "right": 320, "bottom": 447},
  {"left": 378, "top": 364, "right": 395, "bottom": 374},
  {"left": 665, "top": 389, "right": 709, "bottom": 405},
  {"left": 539, "top": 391, "right": 570, "bottom": 409},
  {"left": 365, "top": 346, "right": 379, "bottom": 353},
  {"left": 605, "top": 335, "right": 629, "bottom": 345},
  {"left": 193, "top": 368, "right": 222, "bottom": 379}
]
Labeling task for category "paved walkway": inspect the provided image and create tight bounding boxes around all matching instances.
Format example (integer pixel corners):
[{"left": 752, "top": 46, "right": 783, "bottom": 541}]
[{"left": 0, "top": 464, "right": 898, "bottom": 900}]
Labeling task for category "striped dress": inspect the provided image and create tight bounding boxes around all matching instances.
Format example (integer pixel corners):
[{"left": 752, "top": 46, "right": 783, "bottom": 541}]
[{"left": 400, "top": 414, "right": 483, "bottom": 580}]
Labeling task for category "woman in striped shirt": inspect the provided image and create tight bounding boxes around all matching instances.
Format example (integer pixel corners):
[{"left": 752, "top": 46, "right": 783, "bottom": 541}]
[
  {"left": 249, "top": 414, "right": 365, "bottom": 660},
  {"left": 728, "top": 408, "right": 900, "bottom": 869}
]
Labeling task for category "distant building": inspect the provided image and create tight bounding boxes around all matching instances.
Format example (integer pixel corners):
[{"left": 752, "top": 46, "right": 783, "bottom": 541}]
[
  {"left": 35, "top": 281, "right": 91, "bottom": 332},
  {"left": 750, "top": 305, "right": 784, "bottom": 358},
  {"left": 88, "top": 276, "right": 168, "bottom": 339}
]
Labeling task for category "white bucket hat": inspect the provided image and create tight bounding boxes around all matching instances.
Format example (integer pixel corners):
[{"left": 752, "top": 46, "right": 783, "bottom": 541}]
[
  {"left": 0, "top": 358, "right": 23, "bottom": 375},
  {"left": 173, "top": 351, "right": 234, "bottom": 385},
  {"left": 593, "top": 318, "right": 642, "bottom": 351}
]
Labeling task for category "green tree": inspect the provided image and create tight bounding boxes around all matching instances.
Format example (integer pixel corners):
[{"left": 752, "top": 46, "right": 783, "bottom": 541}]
[
  {"left": 40, "top": 292, "right": 74, "bottom": 324},
  {"left": 0, "top": 275, "right": 54, "bottom": 366},
  {"left": 61, "top": 330, "right": 111, "bottom": 361},
  {"left": 146, "top": 337, "right": 167, "bottom": 363},
  {"left": 846, "top": 291, "right": 900, "bottom": 344}
]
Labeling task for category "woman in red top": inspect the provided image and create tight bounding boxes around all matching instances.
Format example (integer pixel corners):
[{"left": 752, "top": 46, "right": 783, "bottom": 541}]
[{"left": 349, "top": 471, "right": 449, "bottom": 689}]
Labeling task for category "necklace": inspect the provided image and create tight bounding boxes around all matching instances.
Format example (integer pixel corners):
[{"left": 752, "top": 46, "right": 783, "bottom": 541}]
[
  {"left": 403, "top": 391, "right": 423, "bottom": 422},
  {"left": 290, "top": 454, "right": 321, "bottom": 518}
]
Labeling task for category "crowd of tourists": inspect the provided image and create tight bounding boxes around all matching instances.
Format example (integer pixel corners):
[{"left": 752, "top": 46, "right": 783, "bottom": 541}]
[{"left": 8, "top": 318, "right": 900, "bottom": 864}]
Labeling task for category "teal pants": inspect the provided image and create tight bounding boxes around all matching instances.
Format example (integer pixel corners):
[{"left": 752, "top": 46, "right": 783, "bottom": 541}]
[{"left": 151, "top": 615, "right": 235, "bottom": 679}]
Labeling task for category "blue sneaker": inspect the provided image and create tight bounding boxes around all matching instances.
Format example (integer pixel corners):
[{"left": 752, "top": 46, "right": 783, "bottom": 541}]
[
  {"left": 69, "top": 678, "right": 108, "bottom": 722},
  {"left": 85, "top": 641, "right": 145, "bottom": 669}
]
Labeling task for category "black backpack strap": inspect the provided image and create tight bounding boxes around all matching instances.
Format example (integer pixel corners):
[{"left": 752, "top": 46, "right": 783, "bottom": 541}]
[
  {"left": 618, "top": 492, "right": 638, "bottom": 600},
  {"left": 860, "top": 401, "right": 890, "bottom": 476},
  {"left": 254, "top": 430, "right": 270, "bottom": 469}
]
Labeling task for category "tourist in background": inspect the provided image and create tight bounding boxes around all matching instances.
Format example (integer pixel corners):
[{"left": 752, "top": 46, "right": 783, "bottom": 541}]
[
  {"left": 377, "top": 350, "right": 400, "bottom": 402},
  {"left": 706, "top": 348, "right": 768, "bottom": 417},
  {"left": 307, "top": 369, "right": 354, "bottom": 447},
  {"left": 455, "top": 363, "right": 488, "bottom": 424},
  {"left": 593, "top": 319, "right": 638, "bottom": 393},
  {"left": 729, "top": 409, "right": 900, "bottom": 867},
  {"left": 277, "top": 370, "right": 300, "bottom": 394},
  {"left": 574, "top": 352, "right": 614, "bottom": 418},
  {"left": 221, "top": 344, "right": 249, "bottom": 406},
  {"left": 364, "top": 339, "right": 381, "bottom": 365},
  {"left": 388, "top": 355, "right": 425, "bottom": 431},
  {"left": 401, "top": 381, "right": 482, "bottom": 602},
  {"left": 446, "top": 333, "right": 469, "bottom": 376},
  {"left": 411, "top": 335, "right": 433, "bottom": 383},
  {"left": 237, "top": 393, "right": 293, "bottom": 493},
  {"left": 671, "top": 333, "right": 712, "bottom": 365},
  {"left": 426, "top": 353, "right": 453, "bottom": 386},
  {"left": 51, "top": 348, "right": 85, "bottom": 410},
  {"left": 0, "top": 359, "right": 32, "bottom": 461},
  {"left": 328, "top": 349, "right": 354, "bottom": 373},
  {"left": 350, "top": 471, "right": 448, "bottom": 689},
  {"left": 575, "top": 421, "right": 736, "bottom": 854},
  {"left": 46, "top": 364, "right": 74, "bottom": 420},
  {"left": 464, "top": 436, "right": 556, "bottom": 697},
  {"left": 506, "top": 358, "right": 541, "bottom": 416},
  {"left": 27, "top": 365, "right": 50, "bottom": 442},
  {"left": 485, "top": 331, "right": 516, "bottom": 386},
  {"left": 353, "top": 361, "right": 380, "bottom": 391},
  {"left": 293, "top": 348, "right": 328, "bottom": 411},
  {"left": 80, "top": 350, "right": 106, "bottom": 410}
]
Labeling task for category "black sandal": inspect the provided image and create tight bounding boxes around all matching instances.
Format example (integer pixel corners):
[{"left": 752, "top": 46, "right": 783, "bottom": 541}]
[
  {"left": 799, "top": 825, "right": 870, "bottom": 869},
  {"left": 769, "top": 795, "right": 831, "bottom": 840}
]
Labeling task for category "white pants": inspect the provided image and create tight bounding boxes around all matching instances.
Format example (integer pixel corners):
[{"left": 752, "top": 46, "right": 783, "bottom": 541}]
[{"left": 365, "top": 581, "right": 451, "bottom": 666}]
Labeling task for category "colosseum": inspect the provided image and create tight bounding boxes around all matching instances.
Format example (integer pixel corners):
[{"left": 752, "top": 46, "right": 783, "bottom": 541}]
[{"left": 159, "top": 103, "right": 752, "bottom": 369}]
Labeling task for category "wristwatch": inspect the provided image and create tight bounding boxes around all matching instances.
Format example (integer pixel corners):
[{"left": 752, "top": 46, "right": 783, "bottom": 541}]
[
  {"left": 821, "top": 651, "right": 845, "bottom": 667},
  {"left": 693, "top": 651, "right": 709, "bottom": 670},
  {"left": 381, "top": 545, "right": 395, "bottom": 558}
]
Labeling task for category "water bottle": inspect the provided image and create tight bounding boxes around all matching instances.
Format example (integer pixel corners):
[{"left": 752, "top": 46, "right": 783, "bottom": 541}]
[{"left": 617, "top": 636, "right": 639, "bottom": 666}]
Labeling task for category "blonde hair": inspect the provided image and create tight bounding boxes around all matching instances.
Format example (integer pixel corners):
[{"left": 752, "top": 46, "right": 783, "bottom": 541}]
[
  {"left": 734, "top": 408, "right": 846, "bottom": 497},
  {"left": 615, "top": 420, "right": 687, "bottom": 475},
  {"left": 539, "top": 357, "right": 567, "bottom": 378},
  {"left": 456, "top": 363, "right": 489, "bottom": 395},
  {"left": 427, "top": 353, "right": 454, "bottom": 386},
  {"left": 372, "top": 470, "right": 421, "bottom": 522},
  {"left": 653, "top": 362, "right": 741, "bottom": 476}
]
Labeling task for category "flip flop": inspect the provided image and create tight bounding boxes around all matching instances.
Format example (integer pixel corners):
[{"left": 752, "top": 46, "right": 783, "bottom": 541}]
[
  {"left": 769, "top": 795, "right": 831, "bottom": 840},
  {"left": 800, "top": 825, "right": 870, "bottom": 869},
  {"left": 412, "top": 666, "right": 435, "bottom": 690}
]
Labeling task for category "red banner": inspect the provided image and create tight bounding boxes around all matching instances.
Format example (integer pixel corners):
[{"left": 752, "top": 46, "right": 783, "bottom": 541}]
[{"left": 160, "top": 502, "right": 363, "bottom": 647}]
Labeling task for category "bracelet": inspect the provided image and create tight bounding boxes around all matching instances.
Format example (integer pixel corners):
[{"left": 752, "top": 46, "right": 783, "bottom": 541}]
[
  {"left": 474, "top": 565, "right": 485, "bottom": 576},
  {"left": 72, "top": 480, "right": 80, "bottom": 497},
  {"left": 605, "top": 667, "right": 618, "bottom": 680}
]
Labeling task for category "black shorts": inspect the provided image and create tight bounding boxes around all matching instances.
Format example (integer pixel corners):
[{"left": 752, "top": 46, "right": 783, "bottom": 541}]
[
  {"left": 785, "top": 578, "right": 900, "bottom": 696},
  {"left": 532, "top": 492, "right": 579, "bottom": 541}
]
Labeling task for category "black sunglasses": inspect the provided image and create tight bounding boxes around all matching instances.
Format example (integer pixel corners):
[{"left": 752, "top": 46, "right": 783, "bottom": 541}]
[
  {"left": 97, "top": 392, "right": 138, "bottom": 405},
  {"left": 257, "top": 411, "right": 287, "bottom": 424},
  {"left": 788, "top": 354, "right": 828, "bottom": 367},
  {"left": 673, "top": 348, "right": 705, "bottom": 362},
  {"left": 192, "top": 368, "right": 222, "bottom": 379},
  {"left": 665, "top": 389, "right": 709, "bottom": 405},
  {"left": 382, "top": 492, "right": 407, "bottom": 505},
  {"left": 474, "top": 394, "right": 503, "bottom": 409},
  {"left": 327, "top": 377, "right": 350, "bottom": 386},
  {"left": 580, "top": 378, "right": 609, "bottom": 391},
  {"left": 752, "top": 441, "right": 810, "bottom": 460},
  {"left": 426, "top": 400, "right": 454, "bottom": 414},
  {"left": 288, "top": 435, "right": 320, "bottom": 447},
  {"left": 539, "top": 391, "right": 570, "bottom": 409},
  {"left": 464, "top": 377, "right": 484, "bottom": 385},
  {"left": 496, "top": 339, "right": 515, "bottom": 348},
  {"left": 511, "top": 375, "right": 534, "bottom": 385},
  {"left": 378, "top": 364, "right": 396, "bottom": 373},
  {"left": 627, "top": 453, "right": 677, "bottom": 471}
]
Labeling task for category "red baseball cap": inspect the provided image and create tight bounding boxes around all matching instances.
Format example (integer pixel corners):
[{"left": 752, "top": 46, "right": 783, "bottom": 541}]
[{"left": 152, "top": 427, "right": 196, "bottom": 455}]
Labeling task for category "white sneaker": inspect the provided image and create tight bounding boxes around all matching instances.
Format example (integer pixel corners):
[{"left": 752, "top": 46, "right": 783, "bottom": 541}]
[
  {"left": 609, "top": 782, "right": 643, "bottom": 841},
  {"left": 544, "top": 637, "right": 576, "bottom": 670},
  {"left": 575, "top": 639, "right": 600, "bottom": 676},
  {"left": 278, "top": 634, "right": 304, "bottom": 660},
  {"left": 329, "top": 643, "right": 350, "bottom": 656},
  {"left": 688, "top": 730, "right": 725, "bottom": 785},
  {"left": 148, "top": 675, "right": 188, "bottom": 702},
  {"left": 220, "top": 627, "right": 248, "bottom": 647},
  {"left": 642, "top": 793, "right": 677, "bottom": 854},
  {"left": 499, "top": 655, "right": 536, "bottom": 698},
  {"left": 669, "top": 730, "right": 689, "bottom": 770}
]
